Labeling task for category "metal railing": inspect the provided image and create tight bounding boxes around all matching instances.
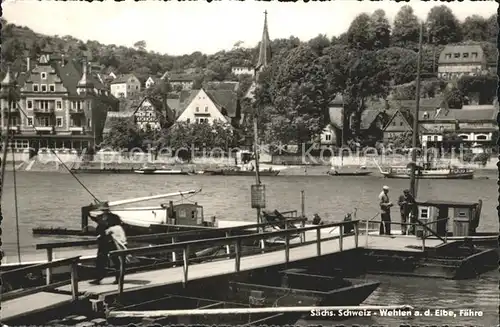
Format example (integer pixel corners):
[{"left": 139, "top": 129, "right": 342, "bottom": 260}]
[
  {"left": 36, "top": 217, "right": 306, "bottom": 283},
  {"left": 1, "top": 256, "right": 81, "bottom": 302},
  {"left": 360, "top": 214, "right": 450, "bottom": 251},
  {"left": 109, "top": 220, "right": 360, "bottom": 295}
]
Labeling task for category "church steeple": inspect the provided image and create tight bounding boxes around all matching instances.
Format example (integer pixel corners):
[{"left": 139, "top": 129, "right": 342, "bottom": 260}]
[{"left": 255, "top": 10, "right": 271, "bottom": 72}]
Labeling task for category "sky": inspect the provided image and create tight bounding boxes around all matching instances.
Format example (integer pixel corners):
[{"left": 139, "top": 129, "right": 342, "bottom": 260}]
[{"left": 3, "top": 0, "right": 498, "bottom": 56}]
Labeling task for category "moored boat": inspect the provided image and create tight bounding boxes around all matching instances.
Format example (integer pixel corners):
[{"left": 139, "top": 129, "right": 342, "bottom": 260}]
[
  {"left": 203, "top": 168, "right": 280, "bottom": 176},
  {"left": 134, "top": 167, "right": 189, "bottom": 175}
]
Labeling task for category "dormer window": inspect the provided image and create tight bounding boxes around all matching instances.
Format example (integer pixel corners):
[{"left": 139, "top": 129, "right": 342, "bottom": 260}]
[
  {"left": 445, "top": 53, "right": 451, "bottom": 59},
  {"left": 463, "top": 53, "right": 469, "bottom": 58},
  {"left": 205, "top": 106, "right": 208, "bottom": 112},
  {"left": 471, "top": 52, "right": 478, "bottom": 59},
  {"left": 49, "top": 84, "right": 55, "bottom": 92},
  {"left": 41, "top": 72, "right": 47, "bottom": 79},
  {"left": 33, "top": 84, "right": 39, "bottom": 92},
  {"left": 454, "top": 53, "right": 460, "bottom": 58},
  {"left": 41, "top": 84, "right": 47, "bottom": 92},
  {"left": 196, "top": 107, "right": 199, "bottom": 112}
]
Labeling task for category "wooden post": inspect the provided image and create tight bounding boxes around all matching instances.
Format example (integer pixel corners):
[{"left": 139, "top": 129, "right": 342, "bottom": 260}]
[
  {"left": 70, "top": 262, "right": 79, "bottom": 301},
  {"left": 354, "top": 222, "right": 359, "bottom": 248},
  {"left": 300, "top": 191, "right": 306, "bottom": 243},
  {"left": 422, "top": 237, "right": 425, "bottom": 252},
  {"left": 182, "top": 245, "right": 189, "bottom": 286},
  {"left": 339, "top": 225, "right": 343, "bottom": 251},
  {"left": 46, "top": 248, "right": 53, "bottom": 285},
  {"left": 234, "top": 240, "right": 241, "bottom": 272},
  {"left": 284, "top": 223, "right": 290, "bottom": 263},
  {"left": 119, "top": 255, "right": 125, "bottom": 295},
  {"left": 171, "top": 237, "right": 177, "bottom": 265},
  {"left": 316, "top": 226, "right": 321, "bottom": 256},
  {"left": 225, "top": 232, "right": 231, "bottom": 255},
  {"left": 365, "top": 219, "right": 370, "bottom": 247}
]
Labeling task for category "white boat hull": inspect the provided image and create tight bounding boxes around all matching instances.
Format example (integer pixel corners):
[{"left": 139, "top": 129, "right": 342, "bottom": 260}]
[{"left": 90, "top": 207, "right": 168, "bottom": 227}]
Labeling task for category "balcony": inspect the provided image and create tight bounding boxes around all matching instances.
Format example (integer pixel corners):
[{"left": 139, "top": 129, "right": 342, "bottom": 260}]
[
  {"left": 36, "top": 126, "right": 55, "bottom": 132},
  {"left": 8, "top": 126, "right": 20, "bottom": 133},
  {"left": 1, "top": 106, "right": 19, "bottom": 112},
  {"left": 70, "top": 107, "right": 84, "bottom": 114},
  {"left": 34, "top": 107, "right": 55, "bottom": 114},
  {"left": 69, "top": 126, "right": 85, "bottom": 133}
]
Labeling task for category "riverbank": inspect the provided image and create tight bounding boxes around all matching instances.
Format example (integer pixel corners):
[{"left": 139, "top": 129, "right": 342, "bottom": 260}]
[{"left": 3, "top": 154, "right": 497, "bottom": 175}]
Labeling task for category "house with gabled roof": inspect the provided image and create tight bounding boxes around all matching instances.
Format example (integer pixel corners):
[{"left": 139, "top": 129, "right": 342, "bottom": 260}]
[
  {"left": 110, "top": 73, "right": 141, "bottom": 98},
  {"left": 145, "top": 76, "right": 160, "bottom": 89},
  {"left": 175, "top": 88, "right": 240, "bottom": 127},
  {"left": 382, "top": 109, "right": 420, "bottom": 143},
  {"left": 1, "top": 50, "right": 118, "bottom": 152},
  {"left": 321, "top": 94, "right": 388, "bottom": 146},
  {"left": 438, "top": 45, "right": 488, "bottom": 80}
]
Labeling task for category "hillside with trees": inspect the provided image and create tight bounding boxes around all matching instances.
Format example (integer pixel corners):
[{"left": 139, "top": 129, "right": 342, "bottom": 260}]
[{"left": 1, "top": 6, "right": 497, "bottom": 150}]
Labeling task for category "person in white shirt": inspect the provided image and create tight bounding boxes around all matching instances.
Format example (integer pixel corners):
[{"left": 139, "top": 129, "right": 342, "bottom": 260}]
[{"left": 378, "top": 185, "right": 393, "bottom": 235}]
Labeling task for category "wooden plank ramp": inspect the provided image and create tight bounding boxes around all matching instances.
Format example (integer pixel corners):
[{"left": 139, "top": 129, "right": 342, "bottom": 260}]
[
  {"left": 2, "top": 248, "right": 97, "bottom": 266},
  {"left": 1, "top": 292, "right": 73, "bottom": 322},
  {"left": 55, "top": 235, "right": 448, "bottom": 298}
]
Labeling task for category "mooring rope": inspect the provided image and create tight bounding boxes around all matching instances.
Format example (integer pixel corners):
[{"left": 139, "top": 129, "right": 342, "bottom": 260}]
[{"left": 14, "top": 101, "right": 100, "bottom": 202}]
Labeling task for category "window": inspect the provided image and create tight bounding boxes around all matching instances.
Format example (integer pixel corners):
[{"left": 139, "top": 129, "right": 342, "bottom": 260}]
[
  {"left": 454, "top": 53, "right": 460, "bottom": 58},
  {"left": 399, "top": 122, "right": 404, "bottom": 126},
  {"left": 196, "top": 107, "right": 199, "bottom": 112},
  {"left": 27, "top": 100, "right": 33, "bottom": 109},
  {"left": 392, "top": 121, "right": 396, "bottom": 126},
  {"left": 325, "top": 134, "right": 331, "bottom": 141},
  {"left": 463, "top": 53, "right": 469, "bottom": 58},
  {"left": 477, "top": 135, "right": 487, "bottom": 140},
  {"left": 135, "top": 86, "right": 138, "bottom": 90},
  {"left": 49, "top": 84, "right": 55, "bottom": 92},
  {"left": 33, "top": 84, "right": 39, "bottom": 92},
  {"left": 471, "top": 52, "right": 478, "bottom": 59},
  {"left": 27, "top": 117, "right": 33, "bottom": 126},
  {"left": 87, "top": 119, "right": 91, "bottom": 127},
  {"left": 445, "top": 53, "right": 452, "bottom": 59},
  {"left": 41, "top": 84, "right": 47, "bottom": 92},
  {"left": 56, "top": 101, "right": 62, "bottom": 110},
  {"left": 186, "top": 118, "right": 191, "bottom": 123},
  {"left": 427, "top": 136, "right": 432, "bottom": 141},
  {"left": 433, "top": 136, "right": 438, "bottom": 141},
  {"left": 38, "top": 117, "right": 50, "bottom": 127},
  {"left": 205, "top": 106, "right": 208, "bottom": 112},
  {"left": 56, "top": 118, "right": 63, "bottom": 127},
  {"left": 41, "top": 72, "right": 47, "bottom": 79}
]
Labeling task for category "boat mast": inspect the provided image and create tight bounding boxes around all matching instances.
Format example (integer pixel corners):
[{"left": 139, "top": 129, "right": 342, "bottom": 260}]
[{"left": 409, "top": 23, "right": 424, "bottom": 198}]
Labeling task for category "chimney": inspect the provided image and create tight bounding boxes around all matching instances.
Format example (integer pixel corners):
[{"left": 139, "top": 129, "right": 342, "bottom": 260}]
[{"left": 26, "top": 57, "right": 31, "bottom": 72}]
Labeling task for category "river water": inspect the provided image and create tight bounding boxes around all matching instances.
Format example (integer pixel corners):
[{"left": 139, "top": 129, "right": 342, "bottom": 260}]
[{"left": 2, "top": 171, "right": 498, "bottom": 325}]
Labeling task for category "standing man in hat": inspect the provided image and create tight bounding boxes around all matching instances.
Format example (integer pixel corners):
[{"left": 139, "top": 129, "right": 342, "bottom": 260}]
[
  {"left": 398, "top": 189, "right": 416, "bottom": 235},
  {"left": 379, "top": 186, "right": 393, "bottom": 235},
  {"left": 88, "top": 201, "right": 122, "bottom": 285}
]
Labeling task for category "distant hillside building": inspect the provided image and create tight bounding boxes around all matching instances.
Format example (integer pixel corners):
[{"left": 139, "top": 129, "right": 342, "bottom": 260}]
[
  {"left": 110, "top": 74, "right": 141, "bottom": 98},
  {"left": 231, "top": 66, "right": 254, "bottom": 76},
  {"left": 160, "top": 72, "right": 195, "bottom": 91},
  {"left": 145, "top": 76, "right": 160, "bottom": 89},
  {"left": 0, "top": 51, "right": 118, "bottom": 151},
  {"left": 437, "top": 45, "right": 488, "bottom": 80}
]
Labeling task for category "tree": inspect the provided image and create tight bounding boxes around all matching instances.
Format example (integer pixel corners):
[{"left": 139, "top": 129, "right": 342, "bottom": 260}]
[
  {"left": 133, "top": 40, "right": 147, "bottom": 52},
  {"left": 486, "top": 14, "right": 497, "bottom": 44},
  {"left": 377, "top": 47, "right": 418, "bottom": 85},
  {"left": 308, "top": 34, "right": 330, "bottom": 55},
  {"left": 457, "top": 75, "right": 497, "bottom": 105},
  {"left": 391, "top": 6, "right": 420, "bottom": 48},
  {"left": 443, "top": 85, "right": 464, "bottom": 109},
  {"left": 343, "top": 50, "right": 391, "bottom": 136},
  {"left": 101, "top": 118, "right": 143, "bottom": 150},
  {"left": 370, "top": 9, "right": 391, "bottom": 49},
  {"left": 426, "top": 5, "right": 462, "bottom": 45},
  {"left": 347, "top": 13, "right": 374, "bottom": 50},
  {"left": 264, "top": 45, "right": 332, "bottom": 145},
  {"left": 462, "top": 15, "right": 489, "bottom": 41}
]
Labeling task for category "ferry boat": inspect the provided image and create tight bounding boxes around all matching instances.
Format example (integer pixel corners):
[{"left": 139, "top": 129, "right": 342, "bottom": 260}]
[
  {"left": 379, "top": 164, "right": 474, "bottom": 179},
  {"left": 327, "top": 166, "right": 372, "bottom": 177}
]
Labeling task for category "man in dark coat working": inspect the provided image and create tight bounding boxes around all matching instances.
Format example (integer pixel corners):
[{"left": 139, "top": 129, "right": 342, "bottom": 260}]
[
  {"left": 88, "top": 202, "right": 123, "bottom": 285},
  {"left": 398, "top": 189, "right": 416, "bottom": 235}
]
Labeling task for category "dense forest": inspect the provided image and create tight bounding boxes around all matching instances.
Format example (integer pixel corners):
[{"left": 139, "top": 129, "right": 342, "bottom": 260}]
[{"left": 1, "top": 5, "right": 497, "bottom": 149}]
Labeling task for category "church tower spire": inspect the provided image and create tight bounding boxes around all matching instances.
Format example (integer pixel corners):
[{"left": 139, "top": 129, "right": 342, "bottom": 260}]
[
  {"left": 77, "top": 57, "right": 94, "bottom": 94},
  {"left": 255, "top": 10, "right": 271, "bottom": 73}
]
